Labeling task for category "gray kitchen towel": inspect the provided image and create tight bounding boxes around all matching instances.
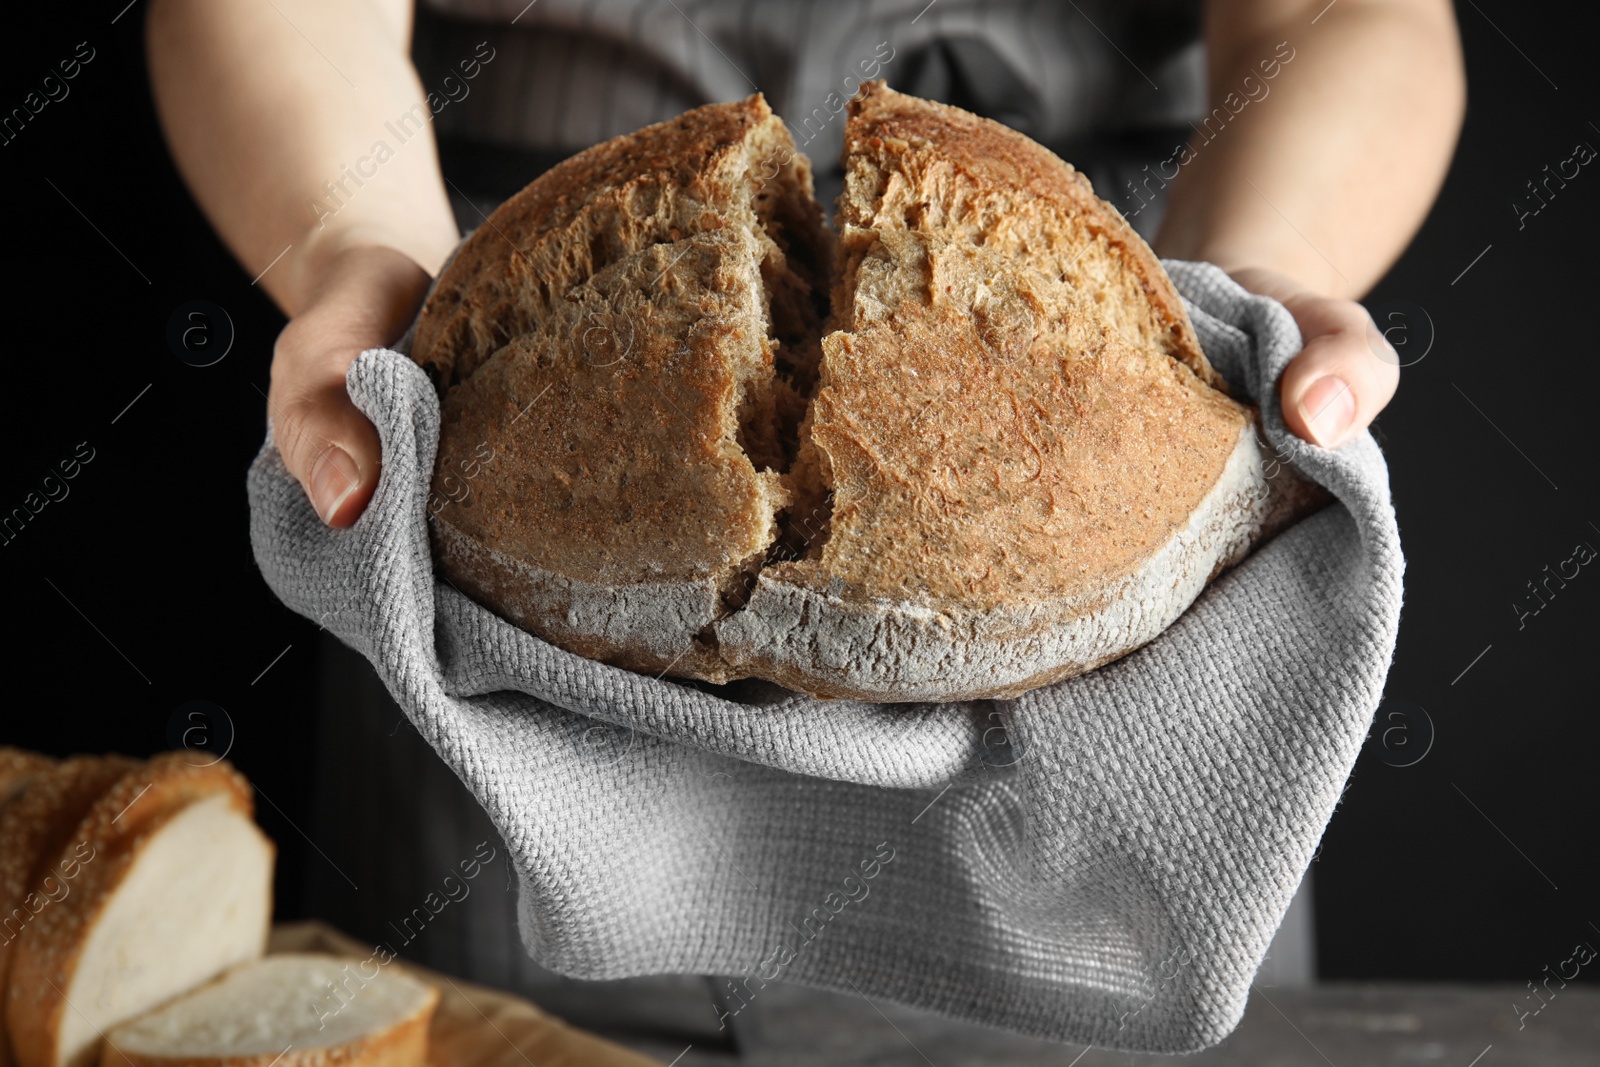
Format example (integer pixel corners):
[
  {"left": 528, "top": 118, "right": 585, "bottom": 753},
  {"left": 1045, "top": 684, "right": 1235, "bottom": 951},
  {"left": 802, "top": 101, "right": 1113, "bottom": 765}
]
[{"left": 247, "top": 260, "right": 1402, "bottom": 1054}]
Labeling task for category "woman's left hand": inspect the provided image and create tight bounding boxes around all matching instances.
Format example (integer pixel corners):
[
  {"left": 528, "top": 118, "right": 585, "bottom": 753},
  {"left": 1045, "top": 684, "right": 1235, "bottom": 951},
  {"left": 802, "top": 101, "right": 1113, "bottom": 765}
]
[{"left": 1227, "top": 266, "right": 1401, "bottom": 450}]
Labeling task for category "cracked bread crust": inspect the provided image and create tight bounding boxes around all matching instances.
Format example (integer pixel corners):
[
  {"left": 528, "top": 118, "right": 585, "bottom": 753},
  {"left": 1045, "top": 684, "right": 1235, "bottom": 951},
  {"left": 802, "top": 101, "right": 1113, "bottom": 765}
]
[
  {"left": 712, "top": 86, "right": 1328, "bottom": 699},
  {"left": 717, "top": 419, "right": 1325, "bottom": 702},
  {"left": 714, "top": 226, "right": 1328, "bottom": 699},
  {"left": 431, "top": 230, "right": 788, "bottom": 682},
  {"left": 415, "top": 95, "right": 769, "bottom": 390},
  {"left": 415, "top": 87, "right": 1329, "bottom": 702},
  {"left": 418, "top": 96, "right": 825, "bottom": 682},
  {"left": 833, "top": 82, "right": 1220, "bottom": 390}
]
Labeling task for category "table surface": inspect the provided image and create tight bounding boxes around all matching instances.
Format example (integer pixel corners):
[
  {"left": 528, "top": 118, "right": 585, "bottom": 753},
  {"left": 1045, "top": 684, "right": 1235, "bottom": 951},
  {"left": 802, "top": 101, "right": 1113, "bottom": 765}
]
[{"left": 612, "top": 980, "right": 1600, "bottom": 1066}]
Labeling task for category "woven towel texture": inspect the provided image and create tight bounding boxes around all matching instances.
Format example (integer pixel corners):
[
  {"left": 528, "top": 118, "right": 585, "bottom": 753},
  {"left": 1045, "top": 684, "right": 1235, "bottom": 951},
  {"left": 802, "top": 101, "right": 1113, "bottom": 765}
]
[{"left": 248, "top": 261, "right": 1403, "bottom": 1053}]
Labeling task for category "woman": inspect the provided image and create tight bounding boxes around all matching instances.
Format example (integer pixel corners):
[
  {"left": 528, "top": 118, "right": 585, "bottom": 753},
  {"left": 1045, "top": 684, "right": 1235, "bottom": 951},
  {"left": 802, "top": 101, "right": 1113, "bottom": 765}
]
[{"left": 147, "top": 0, "right": 1464, "bottom": 1043}]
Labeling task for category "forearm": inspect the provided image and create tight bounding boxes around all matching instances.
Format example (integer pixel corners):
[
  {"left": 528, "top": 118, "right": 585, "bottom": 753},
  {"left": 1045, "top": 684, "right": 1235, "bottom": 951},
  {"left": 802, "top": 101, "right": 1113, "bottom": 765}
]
[
  {"left": 1155, "top": 0, "right": 1465, "bottom": 298},
  {"left": 146, "top": 0, "right": 459, "bottom": 319}
]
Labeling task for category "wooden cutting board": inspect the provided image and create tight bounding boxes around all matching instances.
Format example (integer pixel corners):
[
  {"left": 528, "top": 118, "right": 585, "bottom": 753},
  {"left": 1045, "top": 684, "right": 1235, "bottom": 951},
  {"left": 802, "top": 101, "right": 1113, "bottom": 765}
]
[{"left": 269, "top": 922, "right": 664, "bottom": 1067}]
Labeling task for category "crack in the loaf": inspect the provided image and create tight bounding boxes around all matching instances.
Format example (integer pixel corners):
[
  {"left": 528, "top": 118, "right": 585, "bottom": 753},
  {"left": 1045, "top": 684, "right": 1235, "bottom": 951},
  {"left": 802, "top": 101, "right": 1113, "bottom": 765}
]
[
  {"left": 734, "top": 166, "right": 827, "bottom": 471},
  {"left": 727, "top": 143, "right": 843, "bottom": 609}
]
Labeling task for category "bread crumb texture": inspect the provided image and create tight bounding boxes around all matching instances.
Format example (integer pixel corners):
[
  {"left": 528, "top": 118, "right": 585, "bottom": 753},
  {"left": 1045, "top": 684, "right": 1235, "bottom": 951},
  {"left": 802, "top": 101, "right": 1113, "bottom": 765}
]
[
  {"left": 103, "top": 954, "right": 437, "bottom": 1065},
  {"left": 412, "top": 83, "right": 1328, "bottom": 701}
]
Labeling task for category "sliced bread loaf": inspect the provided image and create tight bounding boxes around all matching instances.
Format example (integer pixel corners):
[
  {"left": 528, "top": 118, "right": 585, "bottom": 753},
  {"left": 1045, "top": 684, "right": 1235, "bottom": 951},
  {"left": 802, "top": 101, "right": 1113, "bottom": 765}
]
[
  {"left": 100, "top": 954, "right": 437, "bottom": 1067},
  {"left": 6, "top": 755, "right": 274, "bottom": 1067},
  {"left": 0, "top": 756, "right": 136, "bottom": 1067}
]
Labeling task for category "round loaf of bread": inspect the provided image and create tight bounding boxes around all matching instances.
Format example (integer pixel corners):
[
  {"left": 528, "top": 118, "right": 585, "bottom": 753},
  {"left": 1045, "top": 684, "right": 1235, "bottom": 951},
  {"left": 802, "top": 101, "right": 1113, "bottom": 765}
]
[{"left": 413, "top": 83, "right": 1327, "bottom": 702}]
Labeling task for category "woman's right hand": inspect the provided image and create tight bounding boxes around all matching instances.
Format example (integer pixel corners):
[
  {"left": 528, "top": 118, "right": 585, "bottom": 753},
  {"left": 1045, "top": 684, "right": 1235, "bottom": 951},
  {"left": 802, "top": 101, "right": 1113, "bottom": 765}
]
[
  {"left": 268, "top": 242, "right": 435, "bottom": 528},
  {"left": 147, "top": 0, "right": 460, "bottom": 526}
]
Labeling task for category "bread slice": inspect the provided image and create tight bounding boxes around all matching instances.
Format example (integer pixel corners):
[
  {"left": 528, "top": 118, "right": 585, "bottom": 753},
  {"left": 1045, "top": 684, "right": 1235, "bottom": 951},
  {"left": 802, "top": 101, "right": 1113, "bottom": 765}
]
[
  {"left": 100, "top": 955, "right": 437, "bottom": 1067},
  {"left": 415, "top": 86, "right": 1327, "bottom": 701},
  {"left": 0, "top": 756, "right": 136, "bottom": 1067},
  {"left": 6, "top": 755, "right": 274, "bottom": 1067}
]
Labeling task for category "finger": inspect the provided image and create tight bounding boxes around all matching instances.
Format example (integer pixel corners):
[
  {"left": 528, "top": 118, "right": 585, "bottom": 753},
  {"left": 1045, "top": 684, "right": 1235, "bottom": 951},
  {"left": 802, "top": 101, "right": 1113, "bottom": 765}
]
[
  {"left": 1278, "top": 305, "right": 1401, "bottom": 449},
  {"left": 269, "top": 354, "right": 382, "bottom": 528}
]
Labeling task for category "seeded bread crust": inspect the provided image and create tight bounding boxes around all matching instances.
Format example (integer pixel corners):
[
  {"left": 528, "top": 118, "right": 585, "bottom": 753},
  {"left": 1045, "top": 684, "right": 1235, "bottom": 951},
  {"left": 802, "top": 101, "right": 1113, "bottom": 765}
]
[
  {"left": 5, "top": 755, "right": 269, "bottom": 1067},
  {"left": 0, "top": 757, "right": 136, "bottom": 1067},
  {"left": 0, "top": 750, "right": 52, "bottom": 810}
]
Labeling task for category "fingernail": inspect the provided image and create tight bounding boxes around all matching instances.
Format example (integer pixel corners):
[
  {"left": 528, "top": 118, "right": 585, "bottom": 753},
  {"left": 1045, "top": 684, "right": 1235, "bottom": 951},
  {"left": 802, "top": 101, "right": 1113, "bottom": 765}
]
[
  {"left": 310, "top": 446, "right": 361, "bottom": 524},
  {"left": 1299, "top": 375, "right": 1356, "bottom": 447}
]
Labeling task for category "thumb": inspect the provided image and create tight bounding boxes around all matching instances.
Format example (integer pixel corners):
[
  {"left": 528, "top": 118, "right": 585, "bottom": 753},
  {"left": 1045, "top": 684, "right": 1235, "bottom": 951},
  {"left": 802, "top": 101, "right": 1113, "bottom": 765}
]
[
  {"left": 1276, "top": 297, "right": 1400, "bottom": 450},
  {"left": 1225, "top": 268, "right": 1400, "bottom": 450},
  {"left": 265, "top": 243, "right": 435, "bottom": 527},
  {"left": 269, "top": 339, "right": 382, "bottom": 528}
]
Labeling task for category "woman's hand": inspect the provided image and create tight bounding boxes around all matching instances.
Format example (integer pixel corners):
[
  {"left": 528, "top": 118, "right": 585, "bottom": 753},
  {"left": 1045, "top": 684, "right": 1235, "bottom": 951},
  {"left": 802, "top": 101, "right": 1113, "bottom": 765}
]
[
  {"left": 1227, "top": 267, "right": 1399, "bottom": 450},
  {"left": 148, "top": 0, "right": 459, "bottom": 526},
  {"left": 268, "top": 242, "right": 433, "bottom": 527},
  {"left": 1153, "top": 0, "right": 1463, "bottom": 446}
]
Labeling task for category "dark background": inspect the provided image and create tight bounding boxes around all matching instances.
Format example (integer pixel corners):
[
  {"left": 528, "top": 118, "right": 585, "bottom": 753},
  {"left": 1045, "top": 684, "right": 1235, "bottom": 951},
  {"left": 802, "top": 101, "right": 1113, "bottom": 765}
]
[{"left": 0, "top": 1, "right": 1593, "bottom": 985}]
